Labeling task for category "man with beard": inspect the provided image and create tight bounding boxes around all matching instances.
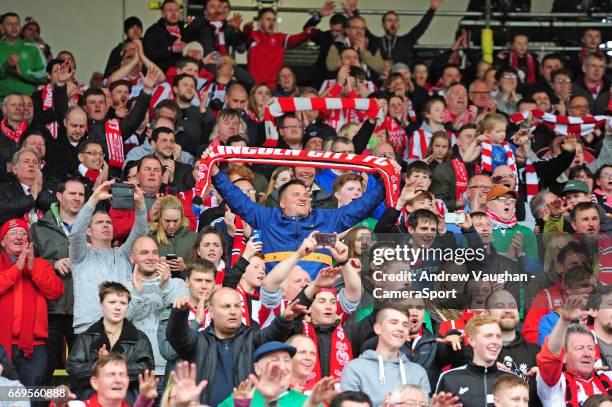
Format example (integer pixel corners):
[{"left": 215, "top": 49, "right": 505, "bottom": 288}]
[
  {"left": 150, "top": 127, "right": 194, "bottom": 193},
  {"left": 435, "top": 314, "right": 510, "bottom": 407},
  {"left": 536, "top": 294, "right": 612, "bottom": 405},
  {"left": 127, "top": 236, "right": 186, "bottom": 382},
  {"left": 486, "top": 290, "right": 541, "bottom": 407},
  {"left": 172, "top": 74, "right": 212, "bottom": 156},
  {"left": 31, "top": 177, "right": 86, "bottom": 384},
  {"left": 341, "top": 304, "right": 431, "bottom": 406}
]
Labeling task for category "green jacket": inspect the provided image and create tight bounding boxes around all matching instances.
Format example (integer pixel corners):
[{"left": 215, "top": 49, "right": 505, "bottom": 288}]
[
  {"left": 219, "top": 389, "right": 307, "bottom": 407},
  {"left": 149, "top": 226, "right": 196, "bottom": 261},
  {"left": 0, "top": 38, "right": 46, "bottom": 98},
  {"left": 30, "top": 203, "right": 74, "bottom": 315},
  {"left": 491, "top": 224, "right": 539, "bottom": 261}
]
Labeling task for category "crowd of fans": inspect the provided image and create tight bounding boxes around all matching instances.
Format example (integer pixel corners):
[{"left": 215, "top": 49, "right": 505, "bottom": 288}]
[{"left": 1, "top": 0, "right": 612, "bottom": 406}]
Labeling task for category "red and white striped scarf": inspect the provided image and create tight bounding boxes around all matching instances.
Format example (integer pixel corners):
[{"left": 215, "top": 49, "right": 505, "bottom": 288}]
[
  {"left": 510, "top": 51, "right": 536, "bottom": 84},
  {"left": 485, "top": 208, "right": 517, "bottom": 229},
  {"left": 481, "top": 139, "right": 519, "bottom": 182},
  {"left": 230, "top": 213, "right": 246, "bottom": 267},
  {"left": 375, "top": 116, "right": 406, "bottom": 153},
  {"left": 302, "top": 320, "right": 352, "bottom": 386},
  {"left": 195, "top": 146, "right": 401, "bottom": 207},
  {"left": 166, "top": 24, "right": 181, "bottom": 39},
  {"left": 236, "top": 283, "right": 259, "bottom": 326},
  {"left": 451, "top": 158, "right": 469, "bottom": 206},
  {"left": 584, "top": 79, "right": 604, "bottom": 100},
  {"left": 509, "top": 109, "right": 609, "bottom": 137},
  {"left": 318, "top": 80, "right": 378, "bottom": 132},
  {"left": 264, "top": 97, "right": 383, "bottom": 147},
  {"left": 104, "top": 118, "right": 124, "bottom": 168},
  {"left": 0, "top": 117, "right": 27, "bottom": 143},
  {"left": 210, "top": 21, "right": 227, "bottom": 55}
]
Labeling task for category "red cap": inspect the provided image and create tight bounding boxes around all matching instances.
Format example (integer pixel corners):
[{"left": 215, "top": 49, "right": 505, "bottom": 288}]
[{"left": 0, "top": 219, "right": 29, "bottom": 241}]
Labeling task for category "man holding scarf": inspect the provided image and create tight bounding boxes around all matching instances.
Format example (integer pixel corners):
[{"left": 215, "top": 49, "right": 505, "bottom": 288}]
[{"left": 0, "top": 218, "right": 64, "bottom": 386}]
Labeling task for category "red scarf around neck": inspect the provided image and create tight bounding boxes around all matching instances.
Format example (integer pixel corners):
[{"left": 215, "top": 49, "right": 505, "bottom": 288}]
[
  {"left": 302, "top": 320, "right": 352, "bottom": 387},
  {"left": 451, "top": 158, "right": 469, "bottom": 206},
  {"left": 0, "top": 250, "right": 37, "bottom": 361},
  {"left": 510, "top": 51, "right": 536, "bottom": 84},
  {"left": 0, "top": 117, "right": 27, "bottom": 143}
]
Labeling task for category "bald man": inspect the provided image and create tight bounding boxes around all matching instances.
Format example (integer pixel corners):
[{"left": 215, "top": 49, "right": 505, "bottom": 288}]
[
  {"left": 128, "top": 236, "right": 187, "bottom": 377},
  {"left": 167, "top": 286, "right": 305, "bottom": 406},
  {"left": 46, "top": 106, "right": 88, "bottom": 175}
]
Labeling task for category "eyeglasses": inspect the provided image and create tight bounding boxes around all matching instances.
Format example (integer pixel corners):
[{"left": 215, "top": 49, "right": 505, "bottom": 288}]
[
  {"left": 502, "top": 73, "right": 518, "bottom": 79},
  {"left": 395, "top": 400, "right": 426, "bottom": 407},
  {"left": 281, "top": 125, "right": 302, "bottom": 130},
  {"left": 240, "top": 189, "right": 256, "bottom": 195},
  {"left": 469, "top": 185, "right": 492, "bottom": 191},
  {"left": 495, "top": 196, "right": 517, "bottom": 204},
  {"left": 82, "top": 151, "right": 105, "bottom": 157},
  {"left": 554, "top": 79, "right": 572, "bottom": 84},
  {"left": 376, "top": 152, "right": 395, "bottom": 158},
  {"left": 599, "top": 173, "right": 612, "bottom": 179}
]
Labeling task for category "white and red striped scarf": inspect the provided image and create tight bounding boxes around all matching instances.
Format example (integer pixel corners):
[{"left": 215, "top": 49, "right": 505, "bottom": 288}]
[
  {"left": 451, "top": 158, "right": 469, "bottom": 206},
  {"left": 166, "top": 24, "right": 181, "bottom": 39},
  {"left": 0, "top": 117, "right": 27, "bottom": 143},
  {"left": 318, "top": 80, "right": 378, "bottom": 132},
  {"left": 104, "top": 118, "right": 124, "bottom": 169},
  {"left": 481, "top": 139, "right": 519, "bottom": 185},
  {"left": 230, "top": 214, "right": 246, "bottom": 267},
  {"left": 510, "top": 51, "right": 536, "bottom": 84},
  {"left": 509, "top": 109, "right": 609, "bottom": 137},
  {"left": 210, "top": 21, "right": 227, "bottom": 55},
  {"left": 375, "top": 116, "right": 406, "bottom": 153},
  {"left": 584, "top": 79, "right": 604, "bottom": 100},
  {"left": 486, "top": 208, "right": 517, "bottom": 229},
  {"left": 264, "top": 97, "right": 383, "bottom": 147},
  {"left": 40, "top": 83, "right": 83, "bottom": 139}
]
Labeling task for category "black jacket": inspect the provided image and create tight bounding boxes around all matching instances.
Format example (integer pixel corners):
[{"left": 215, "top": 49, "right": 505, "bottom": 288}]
[
  {"left": 32, "top": 83, "right": 69, "bottom": 131},
  {"left": 176, "top": 105, "right": 214, "bottom": 156},
  {"left": 85, "top": 90, "right": 150, "bottom": 179},
  {"left": 0, "top": 126, "right": 19, "bottom": 163},
  {"left": 142, "top": 18, "right": 204, "bottom": 72},
  {"left": 572, "top": 76, "right": 612, "bottom": 115},
  {"left": 30, "top": 207, "right": 74, "bottom": 315},
  {"left": 0, "top": 174, "right": 55, "bottom": 227},
  {"left": 367, "top": 8, "right": 436, "bottom": 64},
  {"left": 166, "top": 308, "right": 296, "bottom": 405},
  {"left": 169, "top": 159, "right": 196, "bottom": 193},
  {"left": 498, "top": 333, "right": 541, "bottom": 407},
  {"left": 435, "top": 362, "right": 511, "bottom": 407},
  {"left": 66, "top": 318, "right": 154, "bottom": 406}
]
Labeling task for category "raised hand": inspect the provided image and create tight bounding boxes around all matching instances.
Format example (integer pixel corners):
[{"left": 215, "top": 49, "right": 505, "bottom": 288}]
[
  {"left": 26, "top": 243, "right": 35, "bottom": 270},
  {"left": 249, "top": 362, "right": 284, "bottom": 400},
  {"left": 49, "top": 385, "right": 76, "bottom": 407},
  {"left": 313, "top": 266, "right": 342, "bottom": 288},
  {"left": 319, "top": 1, "right": 336, "bottom": 17},
  {"left": 242, "top": 237, "right": 263, "bottom": 260},
  {"left": 134, "top": 186, "right": 145, "bottom": 209},
  {"left": 90, "top": 179, "right": 115, "bottom": 206},
  {"left": 141, "top": 66, "right": 160, "bottom": 90},
  {"left": 233, "top": 378, "right": 254, "bottom": 400},
  {"left": 430, "top": 391, "right": 462, "bottom": 407},
  {"left": 328, "top": 238, "right": 348, "bottom": 264},
  {"left": 173, "top": 296, "right": 193, "bottom": 310},
  {"left": 228, "top": 13, "right": 243, "bottom": 29},
  {"left": 430, "top": 0, "right": 444, "bottom": 10},
  {"left": 172, "top": 361, "right": 208, "bottom": 407},
  {"left": 562, "top": 134, "right": 578, "bottom": 152},
  {"left": 138, "top": 369, "right": 160, "bottom": 399},
  {"left": 298, "top": 232, "right": 318, "bottom": 258},
  {"left": 547, "top": 198, "right": 568, "bottom": 218},
  {"left": 156, "top": 261, "right": 171, "bottom": 286},
  {"left": 282, "top": 299, "right": 308, "bottom": 320},
  {"left": 436, "top": 334, "right": 462, "bottom": 351},
  {"left": 337, "top": 65, "right": 350, "bottom": 86},
  {"left": 560, "top": 295, "right": 590, "bottom": 322},
  {"left": 54, "top": 258, "right": 72, "bottom": 276},
  {"left": 307, "top": 377, "right": 340, "bottom": 405},
  {"left": 98, "top": 344, "right": 109, "bottom": 357},
  {"left": 15, "top": 244, "right": 28, "bottom": 271}
]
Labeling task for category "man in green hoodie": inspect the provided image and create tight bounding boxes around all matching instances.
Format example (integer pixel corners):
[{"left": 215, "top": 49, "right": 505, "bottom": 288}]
[
  {"left": 30, "top": 176, "right": 86, "bottom": 383},
  {"left": 0, "top": 13, "right": 46, "bottom": 98}
]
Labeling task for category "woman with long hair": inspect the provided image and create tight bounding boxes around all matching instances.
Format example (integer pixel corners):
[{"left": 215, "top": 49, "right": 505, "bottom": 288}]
[
  {"left": 190, "top": 226, "right": 227, "bottom": 284},
  {"left": 247, "top": 83, "right": 272, "bottom": 123},
  {"left": 264, "top": 166, "right": 293, "bottom": 200},
  {"left": 148, "top": 195, "right": 196, "bottom": 276}
]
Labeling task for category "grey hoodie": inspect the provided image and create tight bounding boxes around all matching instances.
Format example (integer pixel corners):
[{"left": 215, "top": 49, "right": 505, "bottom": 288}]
[{"left": 341, "top": 349, "right": 431, "bottom": 407}]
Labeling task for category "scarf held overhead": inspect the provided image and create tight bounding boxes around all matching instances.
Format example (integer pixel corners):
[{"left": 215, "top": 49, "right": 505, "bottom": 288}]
[
  {"left": 509, "top": 109, "right": 610, "bottom": 137},
  {"left": 264, "top": 97, "right": 384, "bottom": 147},
  {"left": 194, "top": 146, "right": 401, "bottom": 207}
]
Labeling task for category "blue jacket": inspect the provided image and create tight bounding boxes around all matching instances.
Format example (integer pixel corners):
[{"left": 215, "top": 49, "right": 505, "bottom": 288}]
[
  {"left": 538, "top": 310, "right": 559, "bottom": 346},
  {"left": 212, "top": 171, "right": 386, "bottom": 276}
]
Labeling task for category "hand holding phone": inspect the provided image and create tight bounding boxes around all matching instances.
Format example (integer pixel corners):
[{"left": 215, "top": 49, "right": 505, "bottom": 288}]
[{"left": 314, "top": 233, "right": 337, "bottom": 247}]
